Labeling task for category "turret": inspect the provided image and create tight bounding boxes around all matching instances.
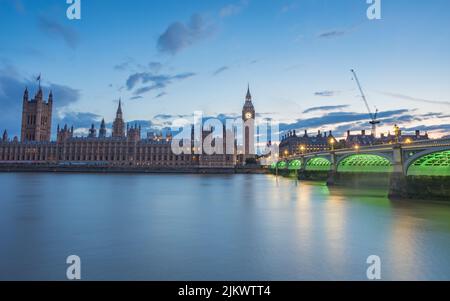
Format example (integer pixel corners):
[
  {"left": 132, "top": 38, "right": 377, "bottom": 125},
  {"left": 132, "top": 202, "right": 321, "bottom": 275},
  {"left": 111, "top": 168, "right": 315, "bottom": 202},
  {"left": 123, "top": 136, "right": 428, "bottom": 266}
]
[
  {"left": 48, "top": 90, "right": 53, "bottom": 104},
  {"left": 35, "top": 87, "right": 43, "bottom": 102},
  {"left": 88, "top": 124, "right": 97, "bottom": 138},
  {"left": 2, "top": 130, "right": 8, "bottom": 142},
  {"left": 23, "top": 87, "right": 29, "bottom": 103},
  {"left": 99, "top": 118, "right": 107, "bottom": 138}
]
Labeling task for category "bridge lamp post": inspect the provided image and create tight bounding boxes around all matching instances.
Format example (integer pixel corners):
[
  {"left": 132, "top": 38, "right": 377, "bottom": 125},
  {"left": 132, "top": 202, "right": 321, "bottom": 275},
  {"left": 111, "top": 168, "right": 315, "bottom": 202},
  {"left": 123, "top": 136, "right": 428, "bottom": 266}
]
[
  {"left": 354, "top": 144, "right": 360, "bottom": 152},
  {"left": 300, "top": 145, "right": 306, "bottom": 155},
  {"left": 329, "top": 138, "right": 335, "bottom": 151}
]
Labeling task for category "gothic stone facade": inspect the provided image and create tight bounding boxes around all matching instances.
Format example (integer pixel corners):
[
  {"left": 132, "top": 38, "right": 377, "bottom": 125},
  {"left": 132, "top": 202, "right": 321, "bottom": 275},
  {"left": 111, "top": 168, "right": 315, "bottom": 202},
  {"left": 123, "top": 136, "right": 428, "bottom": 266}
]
[{"left": 0, "top": 87, "right": 259, "bottom": 168}]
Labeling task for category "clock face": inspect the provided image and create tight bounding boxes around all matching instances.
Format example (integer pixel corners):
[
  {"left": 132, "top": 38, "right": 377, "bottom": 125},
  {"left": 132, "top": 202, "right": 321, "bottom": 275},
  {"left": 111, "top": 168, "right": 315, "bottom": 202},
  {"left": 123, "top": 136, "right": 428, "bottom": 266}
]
[{"left": 245, "top": 112, "right": 253, "bottom": 119}]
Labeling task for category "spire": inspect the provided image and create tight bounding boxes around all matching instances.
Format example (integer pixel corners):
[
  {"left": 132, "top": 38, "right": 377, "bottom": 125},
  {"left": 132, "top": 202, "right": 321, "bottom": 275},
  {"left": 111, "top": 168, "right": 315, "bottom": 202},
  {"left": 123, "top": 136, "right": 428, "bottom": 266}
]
[
  {"left": 246, "top": 84, "right": 252, "bottom": 101},
  {"left": 99, "top": 118, "right": 107, "bottom": 138},
  {"left": 2, "top": 129, "right": 8, "bottom": 142},
  {"left": 117, "top": 99, "right": 123, "bottom": 115},
  {"left": 37, "top": 73, "right": 41, "bottom": 89},
  {"left": 48, "top": 90, "right": 53, "bottom": 103}
]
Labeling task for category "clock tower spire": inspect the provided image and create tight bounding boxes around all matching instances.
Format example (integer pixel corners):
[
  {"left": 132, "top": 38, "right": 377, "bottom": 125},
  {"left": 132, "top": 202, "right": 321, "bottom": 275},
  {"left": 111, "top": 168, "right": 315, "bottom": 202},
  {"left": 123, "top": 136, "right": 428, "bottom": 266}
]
[{"left": 241, "top": 84, "right": 256, "bottom": 163}]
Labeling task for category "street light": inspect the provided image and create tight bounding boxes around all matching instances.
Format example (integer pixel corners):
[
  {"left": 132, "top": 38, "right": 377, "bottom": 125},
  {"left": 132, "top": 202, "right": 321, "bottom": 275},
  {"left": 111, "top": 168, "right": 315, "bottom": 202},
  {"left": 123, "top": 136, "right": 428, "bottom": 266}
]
[
  {"left": 300, "top": 145, "right": 306, "bottom": 155},
  {"left": 329, "top": 138, "right": 335, "bottom": 151},
  {"left": 354, "top": 144, "right": 360, "bottom": 151},
  {"left": 404, "top": 138, "right": 412, "bottom": 144}
]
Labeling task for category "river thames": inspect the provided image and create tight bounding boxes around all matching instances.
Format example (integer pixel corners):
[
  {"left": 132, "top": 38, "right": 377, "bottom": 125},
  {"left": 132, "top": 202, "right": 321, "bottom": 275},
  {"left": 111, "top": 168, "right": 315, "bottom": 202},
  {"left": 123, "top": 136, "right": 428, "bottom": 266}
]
[{"left": 0, "top": 173, "right": 449, "bottom": 280}]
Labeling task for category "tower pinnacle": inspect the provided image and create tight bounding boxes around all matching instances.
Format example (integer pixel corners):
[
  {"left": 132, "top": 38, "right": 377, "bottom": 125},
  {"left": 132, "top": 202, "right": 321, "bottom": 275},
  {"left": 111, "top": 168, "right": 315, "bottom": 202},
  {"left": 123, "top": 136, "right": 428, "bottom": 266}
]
[{"left": 246, "top": 84, "right": 252, "bottom": 101}]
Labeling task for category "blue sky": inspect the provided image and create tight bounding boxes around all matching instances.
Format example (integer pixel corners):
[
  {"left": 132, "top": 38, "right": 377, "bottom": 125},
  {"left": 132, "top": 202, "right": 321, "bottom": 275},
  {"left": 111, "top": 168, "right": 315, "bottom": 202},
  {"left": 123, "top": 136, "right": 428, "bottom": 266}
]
[{"left": 1, "top": 0, "right": 449, "bottom": 138}]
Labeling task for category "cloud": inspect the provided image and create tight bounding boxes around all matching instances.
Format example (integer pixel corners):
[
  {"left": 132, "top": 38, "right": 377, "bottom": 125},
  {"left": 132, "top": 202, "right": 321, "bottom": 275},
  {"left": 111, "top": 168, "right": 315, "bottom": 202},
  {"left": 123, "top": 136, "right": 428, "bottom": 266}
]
[
  {"left": 303, "top": 105, "right": 350, "bottom": 114},
  {"left": 280, "top": 109, "right": 410, "bottom": 132},
  {"left": 126, "top": 71, "right": 195, "bottom": 96},
  {"left": 57, "top": 112, "right": 102, "bottom": 129},
  {"left": 155, "top": 92, "right": 167, "bottom": 99},
  {"left": 148, "top": 62, "right": 163, "bottom": 73},
  {"left": 38, "top": 16, "right": 79, "bottom": 49},
  {"left": 314, "top": 90, "right": 338, "bottom": 97},
  {"left": 403, "top": 124, "right": 450, "bottom": 132},
  {"left": 280, "top": 3, "right": 298, "bottom": 13},
  {"left": 380, "top": 92, "right": 450, "bottom": 106},
  {"left": 114, "top": 58, "right": 134, "bottom": 71},
  {"left": 219, "top": 0, "right": 249, "bottom": 17},
  {"left": 212, "top": 66, "right": 229, "bottom": 76},
  {"left": 130, "top": 96, "right": 143, "bottom": 100},
  {"left": 318, "top": 30, "right": 346, "bottom": 39},
  {"left": 157, "top": 14, "right": 214, "bottom": 55},
  {"left": 133, "top": 83, "right": 166, "bottom": 95}
]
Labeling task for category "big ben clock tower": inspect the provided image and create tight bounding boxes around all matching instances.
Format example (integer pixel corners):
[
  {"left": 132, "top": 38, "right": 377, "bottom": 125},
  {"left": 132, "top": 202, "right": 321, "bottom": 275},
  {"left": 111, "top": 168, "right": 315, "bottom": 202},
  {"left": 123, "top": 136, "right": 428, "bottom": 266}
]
[{"left": 241, "top": 85, "right": 256, "bottom": 162}]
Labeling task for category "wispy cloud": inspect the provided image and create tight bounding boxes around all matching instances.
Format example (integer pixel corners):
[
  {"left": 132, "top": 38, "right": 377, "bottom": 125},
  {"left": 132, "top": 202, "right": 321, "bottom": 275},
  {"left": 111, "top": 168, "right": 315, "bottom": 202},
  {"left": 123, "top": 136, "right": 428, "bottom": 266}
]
[
  {"left": 38, "top": 16, "right": 79, "bottom": 49},
  {"left": 280, "top": 109, "right": 410, "bottom": 132},
  {"left": 303, "top": 105, "right": 349, "bottom": 114},
  {"left": 380, "top": 92, "right": 450, "bottom": 106},
  {"left": 212, "top": 66, "right": 229, "bottom": 76},
  {"left": 157, "top": 14, "right": 214, "bottom": 55},
  {"left": 318, "top": 30, "right": 346, "bottom": 39},
  {"left": 126, "top": 71, "right": 195, "bottom": 96},
  {"left": 314, "top": 90, "right": 339, "bottom": 97},
  {"left": 155, "top": 92, "right": 167, "bottom": 99},
  {"left": 219, "top": 0, "right": 249, "bottom": 17}
]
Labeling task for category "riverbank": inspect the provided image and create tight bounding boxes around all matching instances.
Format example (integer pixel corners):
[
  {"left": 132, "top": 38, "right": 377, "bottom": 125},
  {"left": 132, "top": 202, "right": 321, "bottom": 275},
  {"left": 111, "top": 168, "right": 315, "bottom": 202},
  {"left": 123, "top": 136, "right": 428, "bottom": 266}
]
[{"left": 0, "top": 163, "right": 268, "bottom": 175}]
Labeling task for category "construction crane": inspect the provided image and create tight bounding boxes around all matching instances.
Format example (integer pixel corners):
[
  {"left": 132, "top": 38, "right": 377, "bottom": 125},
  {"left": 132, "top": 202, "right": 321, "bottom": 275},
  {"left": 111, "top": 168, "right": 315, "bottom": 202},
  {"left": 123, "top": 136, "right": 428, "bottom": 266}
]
[{"left": 350, "top": 69, "right": 380, "bottom": 138}]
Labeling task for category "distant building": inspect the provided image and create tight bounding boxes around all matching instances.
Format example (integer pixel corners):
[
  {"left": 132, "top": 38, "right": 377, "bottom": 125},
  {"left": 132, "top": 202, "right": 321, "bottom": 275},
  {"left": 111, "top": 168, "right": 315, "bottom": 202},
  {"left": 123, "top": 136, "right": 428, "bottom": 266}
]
[
  {"left": 344, "top": 130, "right": 376, "bottom": 147},
  {"left": 0, "top": 86, "right": 256, "bottom": 168},
  {"left": 279, "top": 130, "right": 337, "bottom": 157},
  {"left": 344, "top": 129, "right": 429, "bottom": 147}
]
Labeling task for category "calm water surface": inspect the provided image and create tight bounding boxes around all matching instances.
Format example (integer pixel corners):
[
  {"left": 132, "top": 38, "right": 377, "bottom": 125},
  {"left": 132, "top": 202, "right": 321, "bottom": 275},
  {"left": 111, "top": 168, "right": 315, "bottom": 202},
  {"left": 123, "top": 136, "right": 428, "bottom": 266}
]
[{"left": 0, "top": 173, "right": 449, "bottom": 280}]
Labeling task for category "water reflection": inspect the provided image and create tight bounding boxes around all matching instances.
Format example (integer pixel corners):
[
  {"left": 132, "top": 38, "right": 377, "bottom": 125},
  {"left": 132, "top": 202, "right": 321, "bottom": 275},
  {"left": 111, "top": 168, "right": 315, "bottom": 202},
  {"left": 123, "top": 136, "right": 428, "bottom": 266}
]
[{"left": 0, "top": 173, "right": 449, "bottom": 280}]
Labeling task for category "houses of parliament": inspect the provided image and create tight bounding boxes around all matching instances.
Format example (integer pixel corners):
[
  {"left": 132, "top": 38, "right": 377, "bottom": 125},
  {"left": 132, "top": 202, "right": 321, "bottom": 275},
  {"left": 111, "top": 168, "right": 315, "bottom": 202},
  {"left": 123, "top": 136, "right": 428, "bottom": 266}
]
[{"left": 0, "top": 85, "right": 258, "bottom": 168}]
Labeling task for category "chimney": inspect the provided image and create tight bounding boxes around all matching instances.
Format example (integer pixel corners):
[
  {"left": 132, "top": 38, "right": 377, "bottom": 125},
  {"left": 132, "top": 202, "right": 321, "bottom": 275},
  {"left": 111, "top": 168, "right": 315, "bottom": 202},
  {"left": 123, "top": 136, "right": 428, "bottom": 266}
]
[
  {"left": 361, "top": 130, "right": 366, "bottom": 136},
  {"left": 415, "top": 130, "right": 420, "bottom": 137},
  {"left": 347, "top": 130, "right": 351, "bottom": 137}
]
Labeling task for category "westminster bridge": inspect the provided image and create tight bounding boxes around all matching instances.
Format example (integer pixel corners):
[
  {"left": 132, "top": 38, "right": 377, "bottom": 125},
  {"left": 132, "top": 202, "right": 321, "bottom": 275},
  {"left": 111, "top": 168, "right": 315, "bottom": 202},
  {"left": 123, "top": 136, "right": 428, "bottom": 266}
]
[{"left": 269, "top": 138, "right": 450, "bottom": 200}]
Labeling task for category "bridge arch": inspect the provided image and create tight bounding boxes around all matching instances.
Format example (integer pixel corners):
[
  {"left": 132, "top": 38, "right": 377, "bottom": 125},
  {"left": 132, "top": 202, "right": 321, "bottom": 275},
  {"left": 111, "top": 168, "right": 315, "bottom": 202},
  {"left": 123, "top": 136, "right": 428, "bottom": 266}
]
[
  {"left": 337, "top": 153, "right": 393, "bottom": 173},
  {"left": 305, "top": 157, "right": 332, "bottom": 171},
  {"left": 406, "top": 148, "right": 450, "bottom": 176},
  {"left": 277, "top": 161, "right": 287, "bottom": 169},
  {"left": 288, "top": 159, "right": 301, "bottom": 170}
]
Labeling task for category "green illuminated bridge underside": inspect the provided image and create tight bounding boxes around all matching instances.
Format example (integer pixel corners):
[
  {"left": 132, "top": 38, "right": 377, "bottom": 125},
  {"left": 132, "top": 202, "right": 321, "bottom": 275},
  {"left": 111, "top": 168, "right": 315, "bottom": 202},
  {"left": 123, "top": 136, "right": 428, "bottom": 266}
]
[
  {"left": 408, "top": 150, "right": 450, "bottom": 176},
  {"left": 288, "top": 160, "right": 301, "bottom": 170},
  {"left": 306, "top": 158, "right": 331, "bottom": 171},
  {"left": 270, "top": 149, "right": 450, "bottom": 177},
  {"left": 338, "top": 154, "right": 393, "bottom": 173}
]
